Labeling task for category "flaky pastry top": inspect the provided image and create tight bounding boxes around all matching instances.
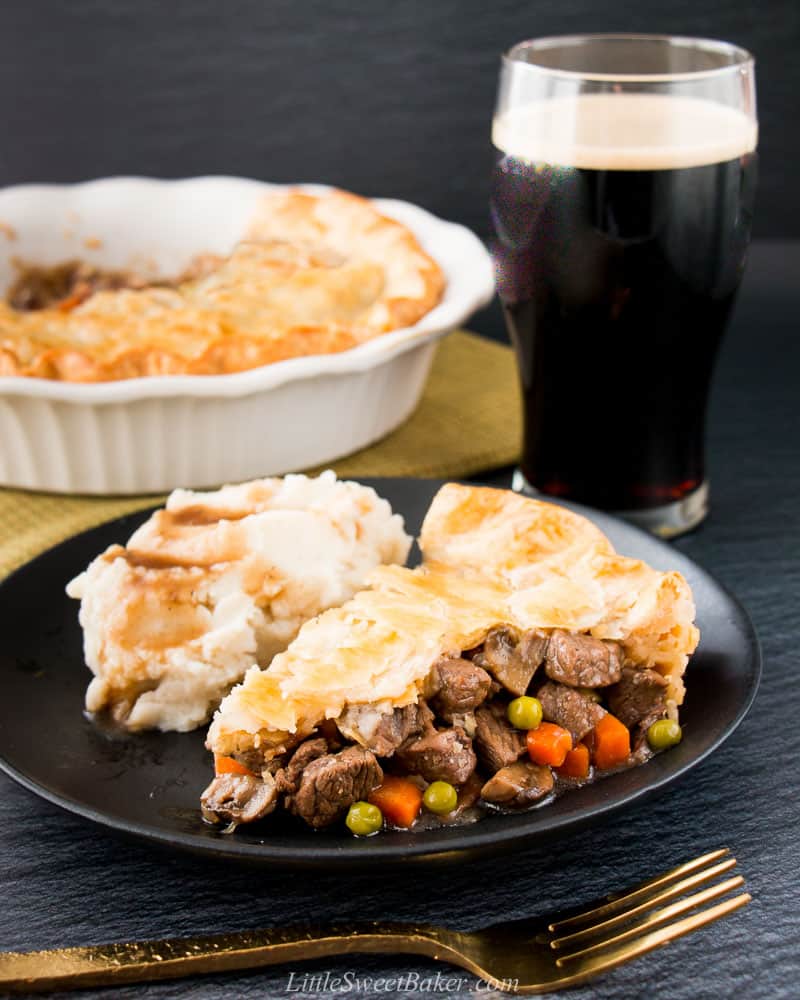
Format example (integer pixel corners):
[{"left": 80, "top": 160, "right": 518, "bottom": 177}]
[
  {"left": 208, "top": 485, "right": 699, "bottom": 758},
  {"left": 0, "top": 189, "right": 445, "bottom": 381}
]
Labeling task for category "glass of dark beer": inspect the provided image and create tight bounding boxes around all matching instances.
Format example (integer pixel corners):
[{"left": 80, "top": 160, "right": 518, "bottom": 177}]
[{"left": 490, "top": 35, "right": 757, "bottom": 535}]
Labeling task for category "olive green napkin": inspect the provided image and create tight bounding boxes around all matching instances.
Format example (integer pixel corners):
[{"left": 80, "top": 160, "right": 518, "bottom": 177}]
[{"left": 0, "top": 330, "right": 521, "bottom": 579}]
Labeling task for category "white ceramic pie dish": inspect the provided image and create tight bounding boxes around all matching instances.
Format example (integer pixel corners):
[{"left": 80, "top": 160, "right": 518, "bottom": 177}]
[{"left": 0, "top": 176, "right": 494, "bottom": 494}]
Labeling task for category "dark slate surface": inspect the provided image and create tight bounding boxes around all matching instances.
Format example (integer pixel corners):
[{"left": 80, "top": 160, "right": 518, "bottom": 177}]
[
  {"left": 1, "top": 241, "right": 799, "bottom": 997},
  {"left": 0, "top": 0, "right": 797, "bottom": 239}
]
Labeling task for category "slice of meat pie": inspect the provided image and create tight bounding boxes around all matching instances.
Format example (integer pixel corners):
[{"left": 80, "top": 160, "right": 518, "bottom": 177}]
[{"left": 203, "top": 484, "right": 698, "bottom": 831}]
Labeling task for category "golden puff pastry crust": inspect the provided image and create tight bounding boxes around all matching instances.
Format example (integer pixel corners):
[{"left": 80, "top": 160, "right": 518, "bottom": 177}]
[
  {"left": 0, "top": 189, "right": 445, "bottom": 381},
  {"left": 207, "top": 484, "right": 699, "bottom": 759}
]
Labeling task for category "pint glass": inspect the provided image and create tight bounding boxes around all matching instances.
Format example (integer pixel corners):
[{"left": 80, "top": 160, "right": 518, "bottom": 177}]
[{"left": 490, "top": 35, "right": 757, "bottom": 535}]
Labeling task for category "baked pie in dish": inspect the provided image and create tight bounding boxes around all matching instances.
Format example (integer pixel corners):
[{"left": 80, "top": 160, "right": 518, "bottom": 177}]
[
  {"left": 0, "top": 189, "right": 445, "bottom": 381},
  {"left": 202, "top": 484, "right": 698, "bottom": 834},
  {"left": 0, "top": 177, "right": 493, "bottom": 493}
]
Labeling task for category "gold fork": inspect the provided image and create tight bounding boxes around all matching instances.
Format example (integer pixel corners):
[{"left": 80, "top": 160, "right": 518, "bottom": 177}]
[{"left": 0, "top": 848, "right": 749, "bottom": 994}]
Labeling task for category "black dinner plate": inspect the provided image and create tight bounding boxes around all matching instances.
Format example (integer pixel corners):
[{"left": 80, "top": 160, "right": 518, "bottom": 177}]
[{"left": 0, "top": 478, "right": 760, "bottom": 867}]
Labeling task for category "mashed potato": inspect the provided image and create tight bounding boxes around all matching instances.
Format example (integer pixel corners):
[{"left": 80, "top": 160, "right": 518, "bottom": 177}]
[{"left": 66, "top": 472, "right": 411, "bottom": 732}]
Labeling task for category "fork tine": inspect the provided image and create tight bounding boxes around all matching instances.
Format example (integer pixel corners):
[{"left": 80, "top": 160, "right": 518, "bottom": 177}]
[
  {"left": 555, "top": 877, "right": 746, "bottom": 963},
  {"left": 550, "top": 857, "right": 739, "bottom": 950},
  {"left": 554, "top": 892, "right": 751, "bottom": 985},
  {"left": 549, "top": 848, "right": 731, "bottom": 933}
]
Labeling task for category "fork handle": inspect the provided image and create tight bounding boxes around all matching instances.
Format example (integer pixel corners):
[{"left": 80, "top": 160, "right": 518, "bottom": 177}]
[{"left": 0, "top": 923, "right": 459, "bottom": 993}]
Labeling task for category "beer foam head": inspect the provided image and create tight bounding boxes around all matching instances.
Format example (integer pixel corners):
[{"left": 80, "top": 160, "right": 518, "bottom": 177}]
[{"left": 492, "top": 93, "right": 757, "bottom": 170}]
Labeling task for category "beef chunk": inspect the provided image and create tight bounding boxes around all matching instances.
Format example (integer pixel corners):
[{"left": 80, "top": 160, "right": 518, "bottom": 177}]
[
  {"left": 286, "top": 746, "right": 383, "bottom": 829},
  {"left": 474, "top": 701, "right": 528, "bottom": 772},
  {"left": 481, "top": 761, "right": 554, "bottom": 809},
  {"left": 337, "top": 701, "right": 433, "bottom": 757},
  {"left": 371, "top": 702, "right": 433, "bottom": 755},
  {"left": 200, "top": 773, "right": 278, "bottom": 825},
  {"left": 430, "top": 656, "right": 492, "bottom": 721},
  {"left": 278, "top": 737, "right": 329, "bottom": 795},
  {"left": 544, "top": 630, "right": 623, "bottom": 687},
  {"left": 474, "top": 626, "right": 548, "bottom": 696},
  {"left": 607, "top": 667, "right": 668, "bottom": 729},
  {"left": 537, "top": 681, "right": 607, "bottom": 743},
  {"left": 395, "top": 727, "right": 477, "bottom": 784}
]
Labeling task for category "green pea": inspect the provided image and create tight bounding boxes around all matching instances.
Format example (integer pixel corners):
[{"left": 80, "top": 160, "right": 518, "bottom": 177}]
[
  {"left": 345, "top": 801, "right": 383, "bottom": 836},
  {"left": 507, "top": 695, "right": 543, "bottom": 731},
  {"left": 647, "top": 718, "right": 683, "bottom": 751},
  {"left": 423, "top": 780, "right": 458, "bottom": 815}
]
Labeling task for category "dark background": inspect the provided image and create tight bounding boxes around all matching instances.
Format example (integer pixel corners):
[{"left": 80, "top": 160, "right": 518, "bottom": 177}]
[
  {"left": 0, "top": 7, "right": 799, "bottom": 996},
  {"left": 0, "top": 0, "right": 797, "bottom": 247}
]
